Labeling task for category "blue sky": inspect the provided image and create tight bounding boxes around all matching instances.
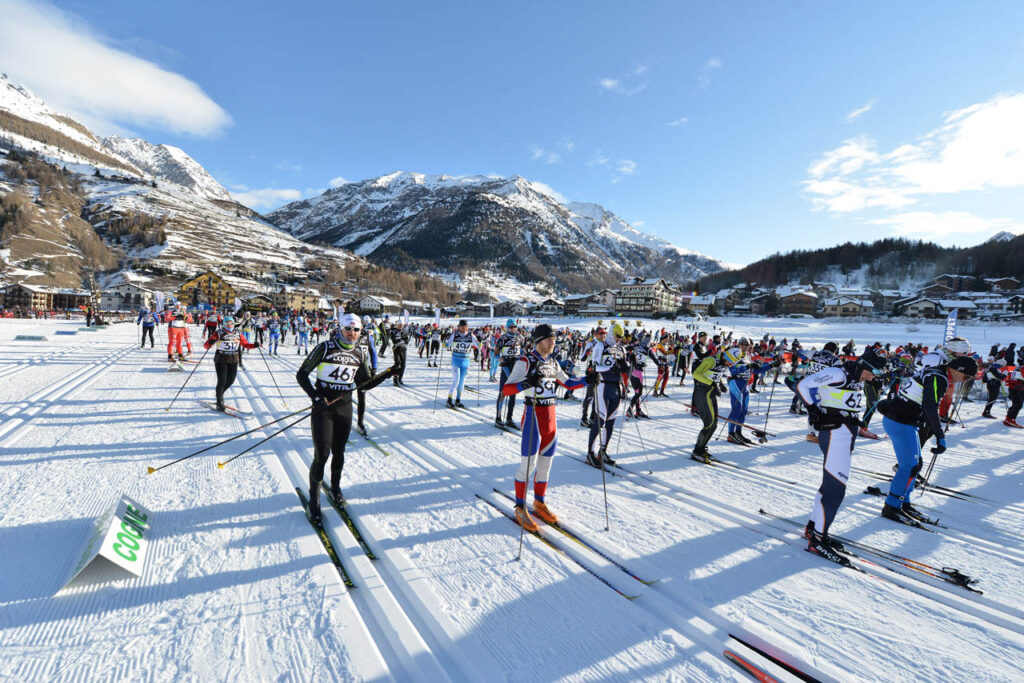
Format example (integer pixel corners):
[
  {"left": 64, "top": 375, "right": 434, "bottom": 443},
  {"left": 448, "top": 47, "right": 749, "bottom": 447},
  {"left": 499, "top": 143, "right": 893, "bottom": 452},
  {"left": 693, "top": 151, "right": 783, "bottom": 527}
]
[{"left": 4, "top": 1, "right": 1024, "bottom": 266}]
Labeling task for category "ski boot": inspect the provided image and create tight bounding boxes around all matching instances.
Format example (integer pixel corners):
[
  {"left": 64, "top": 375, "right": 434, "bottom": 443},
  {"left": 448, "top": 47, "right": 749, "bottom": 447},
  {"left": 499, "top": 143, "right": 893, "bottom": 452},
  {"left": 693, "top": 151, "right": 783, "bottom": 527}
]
[
  {"left": 805, "top": 432, "right": 819, "bottom": 443},
  {"left": 504, "top": 417, "right": 520, "bottom": 431},
  {"left": 215, "top": 397, "right": 226, "bottom": 412},
  {"left": 981, "top": 411, "right": 996, "bottom": 419},
  {"left": 807, "top": 532, "right": 849, "bottom": 566},
  {"left": 495, "top": 417, "right": 506, "bottom": 430},
  {"left": 736, "top": 431, "right": 755, "bottom": 445},
  {"left": 532, "top": 500, "right": 558, "bottom": 524},
  {"left": 901, "top": 503, "right": 930, "bottom": 523},
  {"left": 1004, "top": 417, "right": 1023, "bottom": 428},
  {"left": 446, "top": 396, "right": 455, "bottom": 409},
  {"left": 330, "top": 480, "right": 343, "bottom": 505},
  {"left": 579, "top": 418, "right": 591, "bottom": 428},
  {"left": 690, "top": 448, "right": 712, "bottom": 464},
  {"left": 881, "top": 503, "right": 919, "bottom": 526},
  {"left": 858, "top": 426, "right": 880, "bottom": 439},
  {"left": 635, "top": 408, "right": 650, "bottom": 419},
  {"left": 308, "top": 477, "right": 323, "bottom": 525},
  {"left": 168, "top": 353, "right": 176, "bottom": 362},
  {"left": 515, "top": 504, "right": 539, "bottom": 532},
  {"left": 454, "top": 399, "right": 465, "bottom": 408},
  {"left": 727, "top": 432, "right": 750, "bottom": 447},
  {"left": 356, "top": 423, "right": 368, "bottom": 437},
  {"left": 598, "top": 447, "right": 615, "bottom": 466}
]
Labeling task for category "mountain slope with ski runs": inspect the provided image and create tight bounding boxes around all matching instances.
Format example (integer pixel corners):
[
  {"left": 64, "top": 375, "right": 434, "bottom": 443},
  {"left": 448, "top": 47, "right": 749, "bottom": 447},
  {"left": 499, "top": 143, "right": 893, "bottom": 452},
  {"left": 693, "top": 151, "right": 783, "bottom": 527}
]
[
  {"left": 0, "top": 74, "right": 353, "bottom": 290},
  {"left": 269, "top": 172, "right": 728, "bottom": 291}
]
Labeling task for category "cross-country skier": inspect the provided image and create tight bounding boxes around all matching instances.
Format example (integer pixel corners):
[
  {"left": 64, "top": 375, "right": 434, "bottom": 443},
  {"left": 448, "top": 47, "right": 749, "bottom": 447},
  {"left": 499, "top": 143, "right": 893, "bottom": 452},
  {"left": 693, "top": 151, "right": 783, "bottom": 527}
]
[
  {"left": 136, "top": 305, "right": 160, "bottom": 348},
  {"left": 165, "top": 306, "right": 192, "bottom": 362},
  {"left": 295, "top": 315, "right": 310, "bottom": 355},
  {"left": 428, "top": 325, "right": 442, "bottom": 367},
  {"left": 495, "top": 320, "right": 525, "bottom": 429},
  {"left": 203, "top": 316, "right": 259, "bottom": 411},
  {"left": 690, "top": 347, "right": 730, "bottom": 462},
  {"left": 446, "top": 319, "right": 479, "bottom": 408},
  {"left": 585, "top": 323, "right": 629, "bottom": 468},
  {"left": 296, "top": 313, "right": 394, "bottom": 523},
  {"left": 982, "top": 359, "right": 1007, "bottom": 418},
  {"left": 355, "top": 316, "right": 379, "bottom": 436},
  {"left": 876, "top": 355, "right": 977, "bottom": 523},
  {"left": 265, "top": 313, "right": 281, "bottom": 356},
  {"left": 501, "top": 323, "right": 587, "bottom": 531},
  {"left": 389, "top": 321, "right": 410, "bottom": 386},
  {"left": 796, "top": 348, "right": 887, "bottom": 564}
]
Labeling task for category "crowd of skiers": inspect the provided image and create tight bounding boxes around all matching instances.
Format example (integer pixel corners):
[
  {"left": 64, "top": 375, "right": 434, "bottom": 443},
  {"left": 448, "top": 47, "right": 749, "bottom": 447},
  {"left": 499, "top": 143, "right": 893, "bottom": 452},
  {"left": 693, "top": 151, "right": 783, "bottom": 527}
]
[{"left": 144, "top": 303, "right": 1021, "bottom": 565}]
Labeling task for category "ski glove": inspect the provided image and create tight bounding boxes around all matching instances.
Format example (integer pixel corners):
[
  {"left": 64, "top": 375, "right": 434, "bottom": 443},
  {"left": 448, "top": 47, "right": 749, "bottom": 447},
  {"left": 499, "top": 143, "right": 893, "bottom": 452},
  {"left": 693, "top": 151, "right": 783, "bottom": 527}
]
[
  {"left": 585, "top": 369, "right": 599, "bottom": 386},
  {"left": 931, "top": 437, "right": 947, "bottom": 455},
  {"left": 807, "top": 405, "right": 843, "bottom": 431},
  {"left": 522, "top": 370, "right": 543, "bottom": 389}
]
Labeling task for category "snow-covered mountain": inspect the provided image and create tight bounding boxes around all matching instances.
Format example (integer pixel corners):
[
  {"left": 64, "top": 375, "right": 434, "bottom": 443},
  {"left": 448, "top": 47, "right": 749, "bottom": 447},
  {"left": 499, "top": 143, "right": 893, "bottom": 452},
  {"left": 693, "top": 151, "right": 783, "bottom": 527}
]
[
  {"left": 100, "top": 136, "right": 230, "bottom": 201},
  {"left": 985, "top": 230, "right": 1017, "bottom": 244},
  {"left": 0, "top": 74, "right": 228, "bottom": 201},
  {"left": 0, "top": 74, "right": 356, "bottom": 290},
  {"left": 268, "top": 172, "right": 728, "bottom": 292}
]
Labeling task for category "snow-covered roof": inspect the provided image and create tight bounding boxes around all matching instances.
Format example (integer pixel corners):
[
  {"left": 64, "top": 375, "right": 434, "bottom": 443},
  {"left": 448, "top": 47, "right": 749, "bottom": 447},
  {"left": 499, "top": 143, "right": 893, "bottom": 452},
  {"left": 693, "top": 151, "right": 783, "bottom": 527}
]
[
  {"left": 690, "top": 295, "right": 716, "bottom": 305},
  {"left": 823, "top": 297, "right": 872, "bottom": 307},
  {"left": 776, "top": 285, "right": 817, "bottom": 299},
  {"left": 937, "top": 300, "right": 977, "bottom": 309}
]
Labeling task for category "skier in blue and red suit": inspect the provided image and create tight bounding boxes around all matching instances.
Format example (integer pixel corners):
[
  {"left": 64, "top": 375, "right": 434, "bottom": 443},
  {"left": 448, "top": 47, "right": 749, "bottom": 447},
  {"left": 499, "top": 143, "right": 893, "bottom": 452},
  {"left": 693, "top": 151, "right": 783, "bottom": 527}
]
[{"left": 502, "top": 324, "right": 588, "bottom": 532}]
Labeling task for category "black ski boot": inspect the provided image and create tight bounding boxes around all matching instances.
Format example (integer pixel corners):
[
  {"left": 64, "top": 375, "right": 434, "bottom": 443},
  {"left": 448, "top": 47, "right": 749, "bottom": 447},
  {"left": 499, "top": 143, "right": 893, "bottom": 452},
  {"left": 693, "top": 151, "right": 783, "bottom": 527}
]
[
  {"left": 504, "top": 417, "right": 520, "bottom": 431},
  {"left": 454, "top": 399, "right": 465, "bottom": 408},
  {"left": 690, "top": 448, "right": 711, "bottom": 464},
  {"left": 586, "top": 450, "right": 604, "bottom": 469},
  {"left": 215, "top": 397, "right": 226, "bottom": 412},
  {"left": 308, "top": 476, "right": 323, "bottom": 525},
  {"left": 598, "top": 447, "right": 615, "bottom": 466},
  {"left": 330, "top": 478, "right": 343, "bottom": 505},
  {"left": 356, "top": 423, "right": 367, "bottom": 437},
  {"left": 446, "top": 396, "right": 455, "bottom": 409},
  {"left": 901, "top": 503, "right": 931, "bottom": 523},
  {"left": 494, "top": 417, "right": 506, "bottom": 430},
  {"left": 881, "top": 503, "right": 921, "bottom": 527},
  {"left": 807, "top": 532, "right": 850, "bottom": 566}
]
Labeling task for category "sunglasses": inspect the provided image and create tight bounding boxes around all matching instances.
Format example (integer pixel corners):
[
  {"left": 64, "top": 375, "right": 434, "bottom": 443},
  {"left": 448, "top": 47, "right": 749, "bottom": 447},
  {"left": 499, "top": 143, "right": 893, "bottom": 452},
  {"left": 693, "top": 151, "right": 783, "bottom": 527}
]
[{"left": 342, "top": 326, "right": 361, "bottom": 332}]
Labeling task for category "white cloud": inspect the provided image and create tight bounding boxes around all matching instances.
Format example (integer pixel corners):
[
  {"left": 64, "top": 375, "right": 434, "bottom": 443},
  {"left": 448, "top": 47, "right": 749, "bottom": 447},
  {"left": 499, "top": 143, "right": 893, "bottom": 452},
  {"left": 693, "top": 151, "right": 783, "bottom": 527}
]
[
  {"left": 0, "top": 0, "right": 231, "bottom": 136},
  {"left": 558, "top": 138, "right": 575, "bottom": 153},
  {"left": 633, "top": 220, "right": 646, "bottom": 227},
  {"left": 698, "top": 58, "right": 722, "bottom": 89},
  {"left": 616, "top": 159, "right": 637, "bottom": 175},
  {"left": 846, "top": 98, "right": 877, "bottom": 122},
  {"left": 231, "top": 188, "right": 303, "bottom": 211},
  {"left": 587, "top": 152, "right": 610, "bottom": 167},
  {"left": 275, "top": 160, "right": 303, "bottom": 172},
  {"left": 328, "top": 176, "right": 350, "bottom": 188},
  {"left": 667, "top": 116, "right": 689, "bottom": 127},
  {"left": 528, "top": 144, "right": 561, "bottom": 164},
  {"left": 597, "top": 63, "right": 649, "bottom": 96},
  {"left": 805, "top": 92, "right": 1024, "bottom": 214},
  {"left": 868, "top": 211, "right": 1024, "bottom": 240}
]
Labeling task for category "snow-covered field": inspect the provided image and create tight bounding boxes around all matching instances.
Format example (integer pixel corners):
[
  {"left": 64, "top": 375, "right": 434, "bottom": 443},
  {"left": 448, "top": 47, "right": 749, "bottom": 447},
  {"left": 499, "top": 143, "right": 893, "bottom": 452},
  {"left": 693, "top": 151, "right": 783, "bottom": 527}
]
[{"left": 2, "top": 316, "right": 1023, "bottom": 681}]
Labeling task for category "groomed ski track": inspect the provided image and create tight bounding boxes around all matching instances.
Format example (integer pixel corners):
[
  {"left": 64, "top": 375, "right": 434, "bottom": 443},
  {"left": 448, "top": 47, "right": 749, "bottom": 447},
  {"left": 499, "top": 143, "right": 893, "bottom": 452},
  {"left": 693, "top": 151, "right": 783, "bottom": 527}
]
[{"left": 2, "top": 318, "right": 1024, "bottom": 681}]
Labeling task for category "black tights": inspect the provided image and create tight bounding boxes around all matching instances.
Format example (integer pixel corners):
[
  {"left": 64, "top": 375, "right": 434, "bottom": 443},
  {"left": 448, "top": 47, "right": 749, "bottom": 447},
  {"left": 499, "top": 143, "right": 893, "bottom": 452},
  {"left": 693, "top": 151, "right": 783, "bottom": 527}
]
[
  {"left": 214, "top": 362, "right": 238, "bottom": 401},
  {"left": 310, "top": 396, "right": 352, "bottom": 487},
  {"left": 693, "top": 384, "right": 718, "bottom": 452}
]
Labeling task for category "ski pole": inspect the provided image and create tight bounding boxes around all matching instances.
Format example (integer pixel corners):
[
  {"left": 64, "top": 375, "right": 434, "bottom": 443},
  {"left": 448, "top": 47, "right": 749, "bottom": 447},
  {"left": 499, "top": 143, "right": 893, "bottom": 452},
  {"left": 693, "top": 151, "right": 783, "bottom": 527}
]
[
  {"left": 517, "top": 449, "right": 535, "bottom": 561},
  {"left": 164, "top": 346, "right": 211, "bottom": 412},
  {"left": 148, "top": 401, "right": 317, "bottom": 473},
  {"left": 432, "top": 344, "right": 445, "bottom": 411},
  {"left": 218, "top": 369, "right": 395, "bottom": 470},
  {"left": 257, "top": 345, "right": 287, "bottom": 407},
  {"left": 630, "top": 403, "right": 652, "bottom": 474},
  {"left": 476, "top": 360, "right": 481, "bottom": 408},
  {"left": 761, "top": 365, "right": 780, "bottom": 435},
  {"left": 599, "top": 431, "right": 611, "bottom": 532}
]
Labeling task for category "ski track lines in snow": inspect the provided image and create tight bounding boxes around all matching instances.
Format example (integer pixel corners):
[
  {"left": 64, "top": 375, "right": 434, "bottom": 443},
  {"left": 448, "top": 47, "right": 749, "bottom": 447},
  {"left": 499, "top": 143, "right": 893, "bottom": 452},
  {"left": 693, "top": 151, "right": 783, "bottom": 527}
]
[
  {"left": 0, "top": 322, "right": 385, "bottom": 681},
  {"left": 2, "top": 318, "right": 1024, "bottom": 681},
  {"left": 317, "top": 347, "right": 1024, "bottom": 681},
  {"left": 264, "top": 352, "right": 738, "bottom": 681}
]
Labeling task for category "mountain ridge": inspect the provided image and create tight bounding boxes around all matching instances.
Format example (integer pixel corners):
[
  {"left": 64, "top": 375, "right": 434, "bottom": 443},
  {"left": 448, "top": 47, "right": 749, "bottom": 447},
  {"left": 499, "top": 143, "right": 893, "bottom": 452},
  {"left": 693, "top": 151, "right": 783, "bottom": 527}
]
[{"left": 268, "top": 171, "right": 728, "bottom": 292}]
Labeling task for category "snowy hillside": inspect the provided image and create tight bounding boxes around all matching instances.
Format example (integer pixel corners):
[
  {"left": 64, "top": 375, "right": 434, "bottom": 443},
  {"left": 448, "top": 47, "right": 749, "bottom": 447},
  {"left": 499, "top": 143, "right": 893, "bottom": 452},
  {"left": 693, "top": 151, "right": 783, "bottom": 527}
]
[
  {"left": 2, "top": 317, "right": 1023, "bottom": 681},
  {"left": 268, "top": 172, "right": 730, "bottom": 292},
  {"left": 100, "top": 136, "right": 231, "bottom": 201}
]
